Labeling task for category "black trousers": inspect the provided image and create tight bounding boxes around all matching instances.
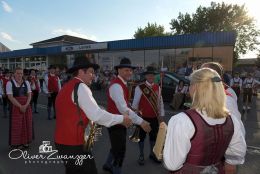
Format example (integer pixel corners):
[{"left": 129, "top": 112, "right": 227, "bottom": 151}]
[
  {"left": 243, "top": 88, "right": 253, "bottom": 103},
  {"left": 107, "top": 126, "right": 127, "bottom": 167},
  {"left": 139, "top": 117, "right": 159, "bottom": 142},
  {"left": 232, "top": 87, "right": 240, "bottom": 98},
  {"left": 55, "top": 143, "right": 97, "bottom": 174},
  {"left": 47, "top": 92, "right": 58, "bottom": 118},
  {"left": 31, "top": 90, "right": 39, "bottom": 109}
]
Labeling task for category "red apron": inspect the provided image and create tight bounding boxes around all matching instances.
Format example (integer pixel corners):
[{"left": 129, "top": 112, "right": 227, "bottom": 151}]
[{"left": 10, "top": 96, "right": 33, "bottom": 145}]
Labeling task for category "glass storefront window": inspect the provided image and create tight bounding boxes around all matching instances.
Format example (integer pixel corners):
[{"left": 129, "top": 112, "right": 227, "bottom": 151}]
[
  {"left": 145, "top": 50, "right": 159, "bottom": 69},
  {"left": 9, "top": 58, "right": 15, "bottom": 63},
  {"left": 160, "top": 49, "right": 175, "bottom": 72},
  {"left": 175, "top": 48, "right": 193, "bottom": 74},
  {"left": 0, "top": 58, "right": 8, "bottom": 63},
  {"left": 16, "top": 58, "right": 23, "bottom": 62},
  {"left": 130, "top": 50, "right": 144, "bottom": 68}
]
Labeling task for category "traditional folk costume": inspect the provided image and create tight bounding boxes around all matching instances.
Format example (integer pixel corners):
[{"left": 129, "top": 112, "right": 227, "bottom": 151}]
[
  {"left": 55, "top": 57, "right": 124, "bottom": 174},
  {"left": 132, "top": 66, "right": 165, "bottom": 165},
  {"left": 43, "top": 65, "right": 61, "bottom": 120},
  {"left": 6, "top": 79, "right": 33, "bottom": 147},
  {"left": 230, "top": 76, "right": 242, "bottom": 98},
  {"left": 28, "top": 73, "right": 41, "bottom": 113},
  {"left": 103, "top": 58, "right": 144, "bottom": 174},
  {"left": 1, "top": 69, "right": 10, "bottom": 117},
  {"left": 170, "top": 82, "right": 188, "bottom": 110},
  {"left": 163, "top": 109, "right": 246, "bottom": 174},
  {"left": 242, "top": 76, "right": 256, "bottom": 110}
]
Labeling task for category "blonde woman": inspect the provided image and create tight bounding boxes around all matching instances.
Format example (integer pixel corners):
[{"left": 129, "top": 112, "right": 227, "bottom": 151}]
[{"left": 163, "top": 68, "right": 246, "bottom": 174}]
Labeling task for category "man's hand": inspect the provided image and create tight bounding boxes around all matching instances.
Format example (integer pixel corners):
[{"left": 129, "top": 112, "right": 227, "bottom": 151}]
[
  {"left": 224, "top": 163, "right": 236, "bottom": 174},
  {"left": 122, "top": 114, "right": 132, "bottom": 128},
  {"left": 140, "top": 120, "right": 151, "bottom": 133},
  {"left": 157, "top": 116, "right": 164, "bottom": 123}
]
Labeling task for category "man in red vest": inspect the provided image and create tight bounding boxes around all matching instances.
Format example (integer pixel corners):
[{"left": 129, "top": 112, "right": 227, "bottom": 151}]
[
  {"left": 55, "top": 56, "right": 132, "bottom": 174},
  {"left": 1, "top": 69, "right": 11, "bottom": 118},
  {"left": 103, "top": 58, "right": 151, "bottom": 174},
  {"left": 43, "top": 65, "right": 61, "bottom": 120},
  {"left": 132, "top": 66, "right": 165, "bottom": 165},
  {"left": 28, "top": 69, "right": 41, "bottom": 113}
]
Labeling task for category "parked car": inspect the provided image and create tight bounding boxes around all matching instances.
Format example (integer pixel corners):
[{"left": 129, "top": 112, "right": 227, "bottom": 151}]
[{"left": 129, "top": 71, "right": 190, "bottom": 102}]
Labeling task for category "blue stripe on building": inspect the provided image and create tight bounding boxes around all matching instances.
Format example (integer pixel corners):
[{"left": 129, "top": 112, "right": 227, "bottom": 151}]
[{"left": 0, "top": 31, "right": 236, "bottom": 59}]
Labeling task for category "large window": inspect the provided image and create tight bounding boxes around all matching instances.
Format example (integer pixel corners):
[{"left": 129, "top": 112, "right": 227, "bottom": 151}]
[
  {"left": 160, "top": 49, "right": 175, "bottom": 71},
  {"left": 145, "top": 50, "right": 159, "bottom": 69},
  {"left": 98, "top": 51, "right": 145, "bottom": 71}
]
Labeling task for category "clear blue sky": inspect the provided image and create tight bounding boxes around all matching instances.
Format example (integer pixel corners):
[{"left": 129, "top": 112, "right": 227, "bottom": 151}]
[{"left": 0, "top": 0, "right": 259, "bottom": 58}]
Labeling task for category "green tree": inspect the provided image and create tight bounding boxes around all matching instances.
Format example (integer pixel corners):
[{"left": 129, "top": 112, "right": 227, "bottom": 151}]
[
  {"left": 170, "top": 2, "right": 260, "bottom": 62},
  {"left": 134, "top": 22, "right": 171, "bottom": 38}
]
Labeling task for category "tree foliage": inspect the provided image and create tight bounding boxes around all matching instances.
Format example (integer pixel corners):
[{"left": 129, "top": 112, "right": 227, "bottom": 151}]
[
  {"left": 170, "top": 2, "right": 260, "bottom": 60},
  {"left": 134, "top": 22, "right": 171, "bottom": 38}
]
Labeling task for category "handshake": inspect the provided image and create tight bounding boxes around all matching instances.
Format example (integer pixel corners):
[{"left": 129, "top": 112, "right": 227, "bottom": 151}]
[{"left": 122, "top": 114, "right": 151, "bottom": 132}]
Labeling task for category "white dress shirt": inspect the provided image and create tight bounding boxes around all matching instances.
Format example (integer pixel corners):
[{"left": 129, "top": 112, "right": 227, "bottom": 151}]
[
  {"left": 175, "top": 85, "right": 188, "bottom": 94},
  {"left": 43, "top": 73, "right": 61, "bottom": 94},
  {"left": 243, "top": 78, "right": 258, "bottom": 88},
  {"left": 72, "top": 77, "right": 123, "bottom": 127},
  {"left": 226, "top": 95, "right": 245, "bottom": 136},
  {"left": 109, "top": 75, "right": 143, "bottom": 125},
  {"left": 163, "top": 110, "right": 246, "bottom": 171},
  {"left": 230, "top": 77, "right": 242, "bottom": 89},
  {"left": 30, "top": 76, "right": 41, "bottom": 93},
  {"left": 226, "top": 87, "right": 238, "bottom": 101},
  {"left": 132, "top": 81, "right": 165, "bottom": 116},
  {"left": 6, "top": 79, "right": 32, "bottom": 95}
]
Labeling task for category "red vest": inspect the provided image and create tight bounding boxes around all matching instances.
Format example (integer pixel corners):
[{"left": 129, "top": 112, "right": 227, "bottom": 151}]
[
  {"left": 2, "top": 77, "right": 9, "bottom": 94},
  {"left": 107, "top": 77, "right": 129, "bottom": 115},
  {"left": 55, "top": 78, "right": 89, "bottom": 145},
  {"left": 171, "top": 109, "right": 234, "bottom": 174},
  {"left": 30, "top": 76, "right": 40, "bottom": 91},
  {"left": 48, "top": 74, "right": 59, "bottom": 93},
  {"left": 139, "top": 83, "right": 159, "bottom": 118}
]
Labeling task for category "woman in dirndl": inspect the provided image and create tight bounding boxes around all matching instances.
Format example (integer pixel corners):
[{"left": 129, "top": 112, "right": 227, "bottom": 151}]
[
  {"left": 163, "top": 68, "right": 246, "bottom": 174},
  {"left": 7, "top": 67, "right": 33, "bottom": 149}
]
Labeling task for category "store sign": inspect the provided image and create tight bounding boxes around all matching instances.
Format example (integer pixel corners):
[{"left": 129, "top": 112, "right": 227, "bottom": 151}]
[{"left": 62, "top": 42, "right": 107, "bottom": 52}]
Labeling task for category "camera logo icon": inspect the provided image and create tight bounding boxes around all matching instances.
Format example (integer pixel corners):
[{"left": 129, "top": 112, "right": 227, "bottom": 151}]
[{"left": 39, "top": 141, "right": 53, "bottom": 153}]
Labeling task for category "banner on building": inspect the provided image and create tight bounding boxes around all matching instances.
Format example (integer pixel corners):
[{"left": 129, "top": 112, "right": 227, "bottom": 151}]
[{"left": 62, "top": 43, "right": 107, "bottom": 52}]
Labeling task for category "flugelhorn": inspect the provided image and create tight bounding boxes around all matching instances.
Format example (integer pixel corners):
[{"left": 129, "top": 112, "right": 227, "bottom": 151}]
[
  {"left": 129, "top": 109, "right": 142, "bottom": 143},
  {"left": 129, "top": 125, "right": 141, "bottom": 142}
]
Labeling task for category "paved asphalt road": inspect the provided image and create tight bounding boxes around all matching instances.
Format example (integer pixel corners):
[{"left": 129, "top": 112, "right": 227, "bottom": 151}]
[{"left": 0, "top": 89, "right": 260, "bottom": 174}]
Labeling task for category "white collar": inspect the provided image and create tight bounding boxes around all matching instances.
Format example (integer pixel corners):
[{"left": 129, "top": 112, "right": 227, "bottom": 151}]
[
  {"left": 118, "top": 75, "right": 127, "bottom": 85},
  {"left": 145, "top": 80, "right": 154, "bottom": 86},
  {"left": 74, "top": 77, "right": 84, "bottom": 83}
]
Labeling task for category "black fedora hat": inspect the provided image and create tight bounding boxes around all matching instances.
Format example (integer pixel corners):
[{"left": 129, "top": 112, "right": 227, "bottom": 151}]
[
  {"left": 48, "top": 65, "right": 56, "bottom": 70},
  {"left": 23, "top": 69, "right": 30, "bottom": 75},
  {"left": 3, "top": 69, "right": 10, "bottom": 74},
  {"left": 143, "top": 66, "right": 158, "bottom": 75},
  {"left": 114, "top": 57, "right": 136, "bottom": 70},
  {"left": 67, "top": 56, "right": 100, "bottom": 74}
]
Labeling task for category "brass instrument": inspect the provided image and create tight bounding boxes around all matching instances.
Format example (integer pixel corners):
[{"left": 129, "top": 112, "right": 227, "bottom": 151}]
[
  {"left": 129, "top": 125, "right": 141, "bottom": 142},
  {"left": 129, "top": 109, "right": 142, "bottom": 143},
  {"left": 84, "top": 121, "right": 102, "bottom": 152}
]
